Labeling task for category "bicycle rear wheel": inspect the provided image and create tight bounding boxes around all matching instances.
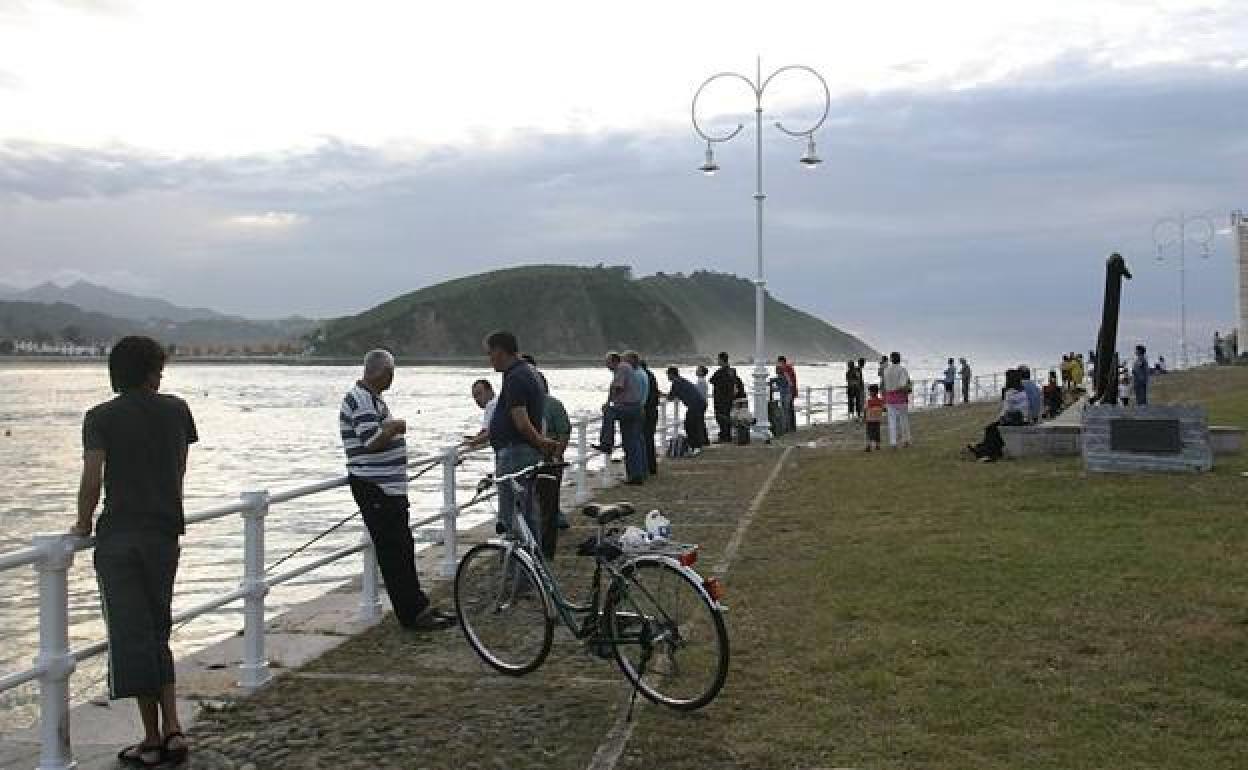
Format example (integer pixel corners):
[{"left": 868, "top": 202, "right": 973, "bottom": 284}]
[
  {"left": 454, "top": 543, "right": 553, "bottom": 675},
  {"left": 605, "top": 557, "right": 729, "bottom": 710}
]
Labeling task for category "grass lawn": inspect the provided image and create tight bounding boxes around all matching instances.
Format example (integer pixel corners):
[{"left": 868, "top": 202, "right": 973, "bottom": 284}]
[{"left": 617, "top": 367, "right": 1248, "bottom": 770}]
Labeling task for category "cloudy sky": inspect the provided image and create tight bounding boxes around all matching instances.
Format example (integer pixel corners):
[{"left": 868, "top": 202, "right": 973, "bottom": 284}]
[{"left": 1, "top": 0, "right": 1245, "bottom": 362}]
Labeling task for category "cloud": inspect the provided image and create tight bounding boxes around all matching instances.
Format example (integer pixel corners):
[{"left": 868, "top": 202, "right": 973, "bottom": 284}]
[
  {"left": 222, "top": 211, "right": 307, "bottom": 230},
  {"left": 0, "top": 64, "right": 1245, "bottom": 362}
]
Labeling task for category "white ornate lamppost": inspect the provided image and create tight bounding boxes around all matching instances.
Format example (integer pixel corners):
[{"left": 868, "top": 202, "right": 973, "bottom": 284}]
[
  {"left": 692, "top": 57, "right": 830, "bottom": 440},
  {"left": 1152, "top": 212, "right": 1215, "bottom": 368}
]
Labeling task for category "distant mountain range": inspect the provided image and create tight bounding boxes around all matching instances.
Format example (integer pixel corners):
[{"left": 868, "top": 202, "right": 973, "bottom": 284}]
[
  {"left": 0, "top": 280, "right": 231, "bottom": 323},
  {"left": 315, "top": 265, "right": 876, "bottom": 360},
  {"left": 1, "top": 269, "right": 877, "bottom": 360},
  {"left": 0, "top": 281, "right": 315, "bottom": 351}
]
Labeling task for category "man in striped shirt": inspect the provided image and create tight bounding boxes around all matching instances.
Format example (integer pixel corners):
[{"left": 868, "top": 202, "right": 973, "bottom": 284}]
[{"left": 340, "top": 350, "right": 454, "bottom": 631}]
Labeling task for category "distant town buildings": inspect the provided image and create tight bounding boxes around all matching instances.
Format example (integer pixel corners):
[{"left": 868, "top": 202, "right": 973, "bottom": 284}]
[{"left": 8, "top": 340, "right": 106, "bottom": 356}]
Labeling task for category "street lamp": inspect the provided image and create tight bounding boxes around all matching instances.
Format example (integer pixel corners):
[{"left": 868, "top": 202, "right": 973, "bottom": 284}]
[
  {"left": 1152, "top": 212, "right": 1215, "bottom": 369},
  {"left": 691, "top": 57, "right": 830, "bottom": 441}
]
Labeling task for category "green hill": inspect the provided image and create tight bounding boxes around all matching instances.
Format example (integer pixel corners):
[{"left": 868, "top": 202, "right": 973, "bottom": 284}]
[{"left": 315, "top": 265, "right": 876, "bottom": 361}]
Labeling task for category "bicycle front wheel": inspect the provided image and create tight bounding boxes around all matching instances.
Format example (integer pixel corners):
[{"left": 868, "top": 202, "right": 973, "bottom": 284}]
[
  {"left": 605, "top": 557, "right": 729, "bottom": 710},
  {"left": 454, "top": 543, "right": 553, "bottom": 675}
]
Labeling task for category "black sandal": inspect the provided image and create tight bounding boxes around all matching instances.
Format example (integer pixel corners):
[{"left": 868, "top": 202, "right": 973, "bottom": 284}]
[
  {"left": 118, "top": 741, "right": 163, "bottom": 767},
  {"left": 163, "top": 731, "right": 189, "bottom": 765}
]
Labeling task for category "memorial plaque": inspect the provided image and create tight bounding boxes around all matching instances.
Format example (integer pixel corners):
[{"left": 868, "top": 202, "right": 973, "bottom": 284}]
[{"left": 1109, "top": 418, "right": 1181, "bottom": 454}]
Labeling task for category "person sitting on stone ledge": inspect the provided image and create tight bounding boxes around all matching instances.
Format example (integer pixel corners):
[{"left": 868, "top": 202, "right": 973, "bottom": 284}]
[{"left": 966, "top": 368, "right": 1029, "bottom": 463}]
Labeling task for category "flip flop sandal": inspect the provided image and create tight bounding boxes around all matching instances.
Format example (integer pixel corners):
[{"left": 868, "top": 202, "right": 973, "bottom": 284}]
[
  {"left": 163, "top": 731, "right": 190, "bottom": 765},
  {"left": 117, "top": 741, "right": 163, "bottom": 767}
]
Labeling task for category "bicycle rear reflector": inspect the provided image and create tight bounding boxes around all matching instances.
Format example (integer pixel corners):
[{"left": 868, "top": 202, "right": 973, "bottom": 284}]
[
  {"left": 703, "top": 577, "right": 725, "bottom": 601},
  {"left": 679, "top": 548, "right": 699, "bottom": 567}
]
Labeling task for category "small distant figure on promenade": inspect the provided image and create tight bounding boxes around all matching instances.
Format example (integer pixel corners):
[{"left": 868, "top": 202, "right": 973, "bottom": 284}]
[
  {"left": 881, "top": 351, "right": 913, "bottom": 448},
  {"left": 1132, "top": 345, "right": 1150, "bottom": 405},
  {"left": 1118, "top": 371, "right": 1132, "bottom": 406},
  {"left": 959, "top": 357, "right": 972, "bottom": 403},
  {"left": 710, "top": 352, "right": 738, "bottom": 444},
  {"left": 666, "top": 366, "right": 708, "bottom": 454},
  {"left": 72, "top": 336, "right": 196, "bottom": 766},
  {"left": 1154, "top": 355, "right": 1168, "bottom": 374},
  {"left": 877, "top": 355, "right": 889, "bottom": 389},
  {"left": 863, "top": 383, "right": 884, "bottom": 452},
  {"left": 1072, "top": 354, "right": 1085, "bottom": 390},
  {"left": 487, "top": 332, "right": 560, "bottom": 536},
  {"left": 341, "top": 350, "right": 456, "bottom": 632},
  {"left": 1214, "top": 332, "right": 1226, "bottom": 365},
  {"left": 593, "top": 351, "right": 647, "bottom": 484},
  {"left": 942, "top": 358, "right": 957, "bottom": 406},
  {"left": 1060, "top": 354, "right": 1073, "bottom": 392},
  {"left": 777, "top": 355, "right": 798, "bottom": 429},
  {"left": 845, "top": 359, "right": 864, "bottom": 420},
  {"left": 769, "top": 363, "right": 792, "bottom": 434},
  {"left": 461, "top": 378, "right": 496, "bottom": 450},
  {"left": 967, "top": 368, "right": 1029, "bottom": 462},
  {"left": 1020, "top": 366, "right": 1042, "bottom": 424},
  {"left": 1043, "top": 370, "right": 1063, "bottom": 418},
  {"left": 695, "top": 365, "right": 710, "bottom": 401}
]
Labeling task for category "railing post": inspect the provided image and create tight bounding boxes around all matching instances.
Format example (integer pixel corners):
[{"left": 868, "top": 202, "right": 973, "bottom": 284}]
[
  {"left": 575, "top": 414, "right": 589, "bottom": 504},
  {"left": 32, "top": 534, "right": 77, "bottom": 770},
  {"left": 358, "top": 528, "right": 381, "bottom": 624},
  {"left": 804, "top": 385, "right": 812, "bottom": 427},
  {"left": 238, "top": 489, "right": 270, "bottom": 690},
  {"left": 826, "top": 385, "right": 834, "bottom": 423},
  {"left": 440, "top": 446, "right": 458, "bottom": 579}
]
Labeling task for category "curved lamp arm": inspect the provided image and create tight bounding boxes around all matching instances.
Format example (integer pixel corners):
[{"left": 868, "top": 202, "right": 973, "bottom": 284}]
[
  {"left": 691, "top": 71, "right": 760, "bottom": 145},
  {"left": 761, "top": 64, "right": 831, "bottom": 138}
]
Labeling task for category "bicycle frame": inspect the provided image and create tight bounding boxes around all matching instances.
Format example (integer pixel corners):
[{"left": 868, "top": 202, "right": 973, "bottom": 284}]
[{"left": 491, "top": 466, "right": 724, "bottom": 644}]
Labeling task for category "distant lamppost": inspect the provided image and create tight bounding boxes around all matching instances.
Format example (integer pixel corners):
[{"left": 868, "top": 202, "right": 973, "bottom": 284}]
[
  {"left": 1152, "top": 212, "right": 1215, "bottom": 368},
  {"left": 691, "top": 57, "right": 830, "bottom": 440}
]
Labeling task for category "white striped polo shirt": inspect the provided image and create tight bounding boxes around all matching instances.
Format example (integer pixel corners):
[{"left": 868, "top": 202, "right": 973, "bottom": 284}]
[{"left": 339, "top": 382, "right": 408, "bottom": 497}]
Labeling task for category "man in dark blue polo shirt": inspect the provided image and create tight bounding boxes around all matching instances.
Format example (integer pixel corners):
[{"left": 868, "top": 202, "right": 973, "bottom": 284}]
[{"left": 485, "top": 330, "right": 557, "bottom": 547}]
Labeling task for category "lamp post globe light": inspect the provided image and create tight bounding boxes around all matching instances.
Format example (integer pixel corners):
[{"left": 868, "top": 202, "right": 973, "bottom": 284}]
[
  {"left": 691, "top": 57, "right": 830, "bottom": 441},
  {"left": 1152, "top": 212, "right": 1215, "bottom": 368}
]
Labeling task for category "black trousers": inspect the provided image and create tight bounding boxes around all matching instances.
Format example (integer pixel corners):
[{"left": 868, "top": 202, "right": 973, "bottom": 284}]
[
  {"left": 962, "top": 379, "right": 971, "bottom": 403},
  {"left": 95, "top": 531, "right": 179, "bottom": 699},
  {"left": 535, "top": 469, "right": 561, "bottom": 561},
  {"left": 643, "top": 408, "right": 658, "bottom": 475},
  {"left": 350, "top": 477, "right": 430, "bottom": 626},
  {"left": 714, "top": 400, "right": 733, "bottom": 442},
  {"left": 846, "top": 387, "right": 863, "bottom": 417},
  {"left": 685, "top": 405, "right": 707, "bottom": 448}
]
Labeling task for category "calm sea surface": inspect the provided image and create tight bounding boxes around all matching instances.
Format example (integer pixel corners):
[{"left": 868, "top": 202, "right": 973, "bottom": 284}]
[{"left": 0, "top": 355, "right": 1017, "bottom": 727}]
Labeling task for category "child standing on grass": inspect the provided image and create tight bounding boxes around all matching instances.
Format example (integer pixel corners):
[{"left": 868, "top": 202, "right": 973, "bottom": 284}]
[{"left": 864, "top": 383, "right": 884, "bottom": 452}]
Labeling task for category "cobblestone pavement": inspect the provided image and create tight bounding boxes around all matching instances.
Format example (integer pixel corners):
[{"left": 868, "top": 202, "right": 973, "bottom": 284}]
[{"left": 187, "top": 444, "right": 786, "bottom": 769}]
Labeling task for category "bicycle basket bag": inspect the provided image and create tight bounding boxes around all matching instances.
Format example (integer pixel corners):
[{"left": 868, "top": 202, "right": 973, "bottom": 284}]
[{"left": 666, "top": 434, "right": 689, "bottom": 458}]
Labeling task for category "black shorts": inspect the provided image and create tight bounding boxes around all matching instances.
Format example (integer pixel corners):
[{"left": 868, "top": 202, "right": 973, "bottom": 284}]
[
  {"left": 94, "top": 531, "right": 180, "bottom": 699},
  {"left": 866, "top": 422, "right": 882, "bottom": 442}
]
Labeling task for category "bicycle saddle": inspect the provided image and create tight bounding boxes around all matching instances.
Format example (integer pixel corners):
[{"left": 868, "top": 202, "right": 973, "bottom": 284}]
[{"left": 581, "top": 502, "right": 635, "bottom": 525}]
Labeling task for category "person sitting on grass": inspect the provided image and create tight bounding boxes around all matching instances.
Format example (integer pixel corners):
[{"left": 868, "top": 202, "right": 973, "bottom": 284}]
[{"left": 967, "top": 368, "right": 1029, "bottom": 462}]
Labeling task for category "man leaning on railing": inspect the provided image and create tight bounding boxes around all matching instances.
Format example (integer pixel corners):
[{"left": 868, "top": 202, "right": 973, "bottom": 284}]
[
  {"left": 340, "top": 349, "right": 456, "bottom": 633},
  {"left": 71, "top": 335, "right": 195, "bottom": 767}
]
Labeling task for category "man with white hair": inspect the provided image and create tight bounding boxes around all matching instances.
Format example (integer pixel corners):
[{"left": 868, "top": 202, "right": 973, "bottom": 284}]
[{"left": 340, "top": 350, "right": 454, "bottom": 631}]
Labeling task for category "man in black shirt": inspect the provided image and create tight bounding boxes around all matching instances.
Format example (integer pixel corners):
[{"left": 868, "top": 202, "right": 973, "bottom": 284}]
[
  {"left": 486, "top": 330, "right": 557, "bottom": 547},
  {"left": 72, "top": 336, "right": 195, "bottom": 766},
  {"left": 709, "top": 352, "right": 737, "bottom": 443}
]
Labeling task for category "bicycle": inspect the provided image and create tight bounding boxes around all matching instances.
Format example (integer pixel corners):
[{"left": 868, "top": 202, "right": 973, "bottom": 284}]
[{"left": 453, "top": 461, "right": 730, "bottom": 711}]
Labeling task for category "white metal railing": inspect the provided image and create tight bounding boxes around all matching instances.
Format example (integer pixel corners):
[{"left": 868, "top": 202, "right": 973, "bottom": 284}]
[
  {"left": 0, "top": 410, "right": 636, "bottom": 770},
  {"left": 0, "top": 366, "right": 1087, "bottom": 768}
]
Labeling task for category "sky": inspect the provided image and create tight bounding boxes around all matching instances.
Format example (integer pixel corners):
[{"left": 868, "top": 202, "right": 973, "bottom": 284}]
[{"left": 1, "top": 0, "right": 1246, "bottom": 363}]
